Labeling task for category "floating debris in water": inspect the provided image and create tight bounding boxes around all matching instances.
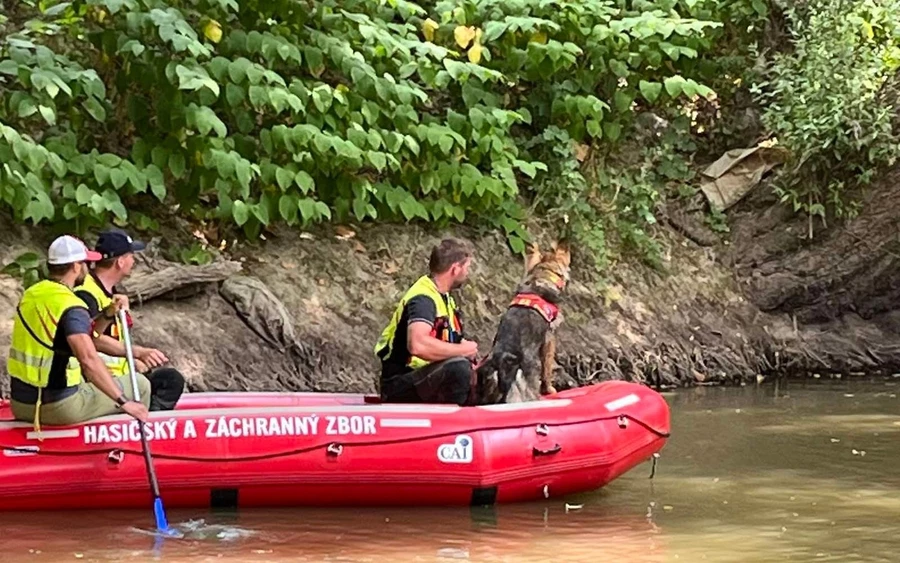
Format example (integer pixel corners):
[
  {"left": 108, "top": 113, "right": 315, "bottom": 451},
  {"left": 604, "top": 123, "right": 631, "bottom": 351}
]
[
  {"left": 565, "top": 503, "right": 584, "bottom": 512},
  {"left": 830, "top": 438, "right": 840, "bottom": 443},
  {"left": 251, "top": 550, "right": 273, "bottom": 555},
  {"left": 851, "top": 449, "right": 867, "bottom": 457},
  {"left": 844, "top": 394, "right": 855, "bottom": 398},
  {"left": 74, "top": 554, "right": 84, "bottom": 559},
  {"left": 663, "top": 505, "right": 674, "bottom": 511}
]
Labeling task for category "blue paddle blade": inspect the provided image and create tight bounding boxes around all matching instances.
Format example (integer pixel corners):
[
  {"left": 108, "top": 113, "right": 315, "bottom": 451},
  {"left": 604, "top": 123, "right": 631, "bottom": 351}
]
[{"left": 154, "top": 497, "right": 172, "bottom": 534}]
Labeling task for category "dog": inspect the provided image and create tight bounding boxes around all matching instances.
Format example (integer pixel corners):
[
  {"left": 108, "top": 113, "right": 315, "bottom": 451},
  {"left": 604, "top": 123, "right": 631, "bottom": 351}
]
[{"left": 476, "top": 240, "right": 571, "bottom": 404}]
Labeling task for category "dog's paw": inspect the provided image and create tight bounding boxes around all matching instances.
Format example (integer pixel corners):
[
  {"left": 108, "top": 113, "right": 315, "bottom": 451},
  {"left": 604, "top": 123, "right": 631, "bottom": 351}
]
[{"left": 541, "top": 384, "right": 557, "bottom": 396}]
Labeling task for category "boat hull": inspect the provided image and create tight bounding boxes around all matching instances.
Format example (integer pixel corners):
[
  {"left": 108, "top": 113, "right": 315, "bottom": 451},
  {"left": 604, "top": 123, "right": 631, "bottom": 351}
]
[{"left": 0, "top": 381, "right": 669, "bottom": 510}]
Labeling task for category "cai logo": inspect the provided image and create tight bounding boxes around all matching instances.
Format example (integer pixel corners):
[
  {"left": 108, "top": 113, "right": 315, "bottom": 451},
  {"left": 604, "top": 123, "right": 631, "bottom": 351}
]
[{"left": 437, "top": 435, "right": 474, "bottom": 464}]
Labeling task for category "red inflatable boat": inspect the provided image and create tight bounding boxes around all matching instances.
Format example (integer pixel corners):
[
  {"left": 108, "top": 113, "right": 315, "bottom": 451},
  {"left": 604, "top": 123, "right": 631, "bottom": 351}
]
[{"left": 0, "top": 381, "right": 669, "bottom": 511}]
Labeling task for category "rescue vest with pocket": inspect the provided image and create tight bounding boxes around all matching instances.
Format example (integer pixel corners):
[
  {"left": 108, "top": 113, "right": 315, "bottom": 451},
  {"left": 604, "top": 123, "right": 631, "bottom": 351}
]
[{"left": 374, "top": 275, "right": 463, "bottom": 370}]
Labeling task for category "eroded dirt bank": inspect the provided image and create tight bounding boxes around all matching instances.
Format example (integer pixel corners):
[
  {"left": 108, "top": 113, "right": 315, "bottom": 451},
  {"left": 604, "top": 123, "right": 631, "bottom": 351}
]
[{"left": 3, "top": 174, "right": 900, "bottom": 398}]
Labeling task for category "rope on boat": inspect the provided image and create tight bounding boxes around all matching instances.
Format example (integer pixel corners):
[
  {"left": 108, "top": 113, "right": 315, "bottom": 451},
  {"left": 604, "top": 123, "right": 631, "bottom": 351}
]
[{"left": 0, "top": 412, "right": 670, "bottom": 462}]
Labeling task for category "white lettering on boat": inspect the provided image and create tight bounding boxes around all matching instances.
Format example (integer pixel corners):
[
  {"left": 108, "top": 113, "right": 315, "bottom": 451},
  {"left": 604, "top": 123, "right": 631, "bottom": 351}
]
[
  {"left": 83, "top": 419, "right": 178, "bottom": 445},
  {"left": 80, "top": 414, "right": 379, "bottom": 444},
  {"left": 325, "top": 415, "right": 376, "bottom": 435}
]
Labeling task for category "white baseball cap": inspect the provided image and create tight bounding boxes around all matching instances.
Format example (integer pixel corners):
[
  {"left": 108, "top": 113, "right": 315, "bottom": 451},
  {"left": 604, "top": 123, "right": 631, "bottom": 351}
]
[{"left": 47, "top": 235, "right": 102, "bottom": 265}]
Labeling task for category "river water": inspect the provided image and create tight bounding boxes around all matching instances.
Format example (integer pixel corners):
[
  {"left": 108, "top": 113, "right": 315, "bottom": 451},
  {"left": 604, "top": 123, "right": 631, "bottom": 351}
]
[{"left": 1, "top": 377, "right": 897, "bottom": 562}]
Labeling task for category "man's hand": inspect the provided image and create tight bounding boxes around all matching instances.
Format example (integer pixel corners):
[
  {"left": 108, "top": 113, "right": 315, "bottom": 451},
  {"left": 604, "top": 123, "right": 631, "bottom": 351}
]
[
  {"left": 102, "top": 294, "right": 130, "bottom": 319},
  {"left": 121, "top": 400, "right": 149, "bottom": 422},
  {"left": 134, "top": 358, "right": 149, "bottom": 374},
  {"left": 135, "top": 347, "right": 168, "bottom": 369},
  {"left": 459, "top": 339, "right": 478, "bottom": 360}
]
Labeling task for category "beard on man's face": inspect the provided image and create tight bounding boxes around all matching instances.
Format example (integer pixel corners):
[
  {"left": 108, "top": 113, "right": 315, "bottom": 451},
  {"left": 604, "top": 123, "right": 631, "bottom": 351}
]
[{"left": 74, "top": 264, "right": 87, "bottom": 286}]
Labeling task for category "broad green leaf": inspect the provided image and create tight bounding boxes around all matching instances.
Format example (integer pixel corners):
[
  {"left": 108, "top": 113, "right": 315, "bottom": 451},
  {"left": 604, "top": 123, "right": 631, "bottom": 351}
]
[
  {"left": 146, "top": 164, "right": 166, "bottom": 200},
  {"left": 295, "top": 171, "right": 314, "bottom": 193},
  {"left": 311, "top": 86, "right": 333, "bottom": 113},
  {"left": 232, "top": 200, "right": 250, "bottom": 226},
  {"left": 93, "top": 164, "right": 110, "bottom": 187},
  {"left": 367, "top": 151, "right": 387, "bottom": 172},
  {"left": 225, "top": 83, "right": 245, "bottom": 107},
  {"left": 17, "top": 98, "right": 37, "bottom": 118},
  {"left": 298, "top": 197, "right": 316, "bottom": 221},
  {"left": 83, "top": 98, "right": 107, "bottom": 122},
  {"left": 251, "top": 201, "right": 270, "bottom": 225},
  {"left": 275, "top": 167, "right": 293, "bottom": 191},
  {"left": 75, "top": 184, "right": 93, "bottom": 205},
  {"left": 664, "top": 75, "right": 685, "bottom": 97},
  {"left": 438, "top": 135, "right": 454, "bottom": 155},
  {"left": 109, "top": 169, "right": 128, "bottom": 189},
  {"left": 639, "top": 80, "right": 663, "bottom": 103},
  {"left": 279, "top": 193, "right": 299, "bottom": 224},
  {"left": 169, "top": 152, "right": 186, "bottom": 179},
  {"left": 604, "top": 122, "right": 622, "bottom": 141}
]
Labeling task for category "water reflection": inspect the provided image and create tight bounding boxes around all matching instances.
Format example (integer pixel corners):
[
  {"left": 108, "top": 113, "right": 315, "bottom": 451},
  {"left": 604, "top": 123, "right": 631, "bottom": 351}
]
[{"left": 0, "top": 377, "right": 897, "bottom": 562}]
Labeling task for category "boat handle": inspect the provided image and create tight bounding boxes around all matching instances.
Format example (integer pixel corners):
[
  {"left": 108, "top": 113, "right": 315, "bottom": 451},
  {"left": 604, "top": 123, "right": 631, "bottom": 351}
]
[
  {"left": 326, "top": 443, "right": 343, "bottom": 457},
  {"left": 107, "top": 450, "right": 124, "bottom": 465},
  {"left": 532, "top": 443, "right": 562, "bottom": 457}
]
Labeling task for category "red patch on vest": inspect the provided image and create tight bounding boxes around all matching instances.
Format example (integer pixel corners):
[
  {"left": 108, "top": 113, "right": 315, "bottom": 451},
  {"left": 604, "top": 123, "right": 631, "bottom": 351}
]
[{"left": 509, "top": 293, "right": 559, "bottom": 323}]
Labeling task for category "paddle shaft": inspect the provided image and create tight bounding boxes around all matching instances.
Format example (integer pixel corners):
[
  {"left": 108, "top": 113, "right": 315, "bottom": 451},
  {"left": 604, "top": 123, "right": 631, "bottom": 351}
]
[{"left": 118, "top": 311, "right": 164, "bottom": 506}]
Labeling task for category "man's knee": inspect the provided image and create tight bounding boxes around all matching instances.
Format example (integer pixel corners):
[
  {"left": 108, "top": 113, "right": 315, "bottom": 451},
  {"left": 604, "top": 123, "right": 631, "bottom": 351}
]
[
  {"left": 442, "top": 357, "right": 474, "bottom": 405},
  {"left": 135, "top": 374, "right": 152, "bottom": 407},
  {"left": 148, "top": 367, "right": 185, "bottom": 410}
]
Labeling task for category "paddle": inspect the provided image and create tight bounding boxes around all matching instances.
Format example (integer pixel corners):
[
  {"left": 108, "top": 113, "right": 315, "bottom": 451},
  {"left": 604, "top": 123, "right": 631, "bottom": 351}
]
[{"left": 118, "top": 309, "right": 175, "bottom": 536}]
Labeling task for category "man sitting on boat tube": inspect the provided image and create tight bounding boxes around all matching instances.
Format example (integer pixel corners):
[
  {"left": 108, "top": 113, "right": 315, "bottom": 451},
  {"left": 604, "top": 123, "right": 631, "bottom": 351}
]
[
  {"left": 75, "top": 228, "right": 185, "bottom": 411},
  {"left": 6, "top": 235, "right": 150, "bottom": 430},
  {"left": 374, "top": 238, "right": 479, "bottom": 405}
]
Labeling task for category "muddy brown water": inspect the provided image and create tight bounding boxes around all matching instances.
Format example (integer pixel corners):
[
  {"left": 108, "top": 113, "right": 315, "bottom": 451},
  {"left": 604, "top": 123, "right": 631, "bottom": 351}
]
[{"left": 0, "top": 378, "right": 897, "bottom": 562}]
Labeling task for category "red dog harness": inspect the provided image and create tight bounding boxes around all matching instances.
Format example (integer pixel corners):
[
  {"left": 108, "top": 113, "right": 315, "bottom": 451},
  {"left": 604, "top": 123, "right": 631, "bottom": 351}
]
[{"left": 509, "top": 293, "right": 559, "bottom": 324}]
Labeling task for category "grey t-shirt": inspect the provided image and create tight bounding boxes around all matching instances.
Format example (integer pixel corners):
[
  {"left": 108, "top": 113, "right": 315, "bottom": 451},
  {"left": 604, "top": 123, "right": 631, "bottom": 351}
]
[{"left": 10, "top": 306, "right": 93, "bottom": 403}]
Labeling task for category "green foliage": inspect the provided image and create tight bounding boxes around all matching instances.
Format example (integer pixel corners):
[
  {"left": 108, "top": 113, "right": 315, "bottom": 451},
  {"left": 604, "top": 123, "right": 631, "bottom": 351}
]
[
  {"left": 0, "top": 0, "right": 724, "bottom": 265},
  {"left": 752, "top": 0, "right": 900, "bottom": 230}
]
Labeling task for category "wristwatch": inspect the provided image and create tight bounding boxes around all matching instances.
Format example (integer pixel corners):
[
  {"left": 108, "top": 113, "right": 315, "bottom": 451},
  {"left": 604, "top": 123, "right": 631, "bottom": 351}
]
[{"left": 114, "top": 395, "right": 128, "bottom": 408}]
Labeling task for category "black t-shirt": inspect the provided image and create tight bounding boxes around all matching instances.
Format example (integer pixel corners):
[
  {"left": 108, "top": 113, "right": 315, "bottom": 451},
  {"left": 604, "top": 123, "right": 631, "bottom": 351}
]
[
  {"left": 74, "top": 273, "right": 115, "bottom": 337},
  {"left": 381, "top": 294, "right": 461, "bottom": 379},
  {"left": 10, "top": 306, "right": 93, "bottom": 402}
]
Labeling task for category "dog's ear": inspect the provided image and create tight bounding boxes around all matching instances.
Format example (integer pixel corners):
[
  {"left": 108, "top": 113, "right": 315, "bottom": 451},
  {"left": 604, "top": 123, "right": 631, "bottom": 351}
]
[
  {"left": 524, "top": 243, "right": 542, "bottom": 274},
  {"left": 554, "top": 239, "right": 571, "bottom": 267}
]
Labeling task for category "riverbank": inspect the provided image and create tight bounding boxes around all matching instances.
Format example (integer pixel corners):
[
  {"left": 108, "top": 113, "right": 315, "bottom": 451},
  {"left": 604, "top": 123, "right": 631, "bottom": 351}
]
[{"left": 4, "top": 172, "right": 899, "bottom": 397}]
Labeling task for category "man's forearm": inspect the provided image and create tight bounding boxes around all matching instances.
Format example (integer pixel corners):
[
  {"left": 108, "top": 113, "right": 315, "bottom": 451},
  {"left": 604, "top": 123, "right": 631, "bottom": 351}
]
[
  {"left": 92, "top": 315, "right": 114, "bottom": 336},
  {"left": 94, "top": 334, "right": 126, "bottom": 357},
  {"left": 410, "top": 337, "right": 467, "bottom": 362}
]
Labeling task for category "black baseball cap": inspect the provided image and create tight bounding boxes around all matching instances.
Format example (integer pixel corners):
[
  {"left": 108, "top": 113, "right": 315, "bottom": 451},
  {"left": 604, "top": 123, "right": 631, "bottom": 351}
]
[{"left": 95, "top": 228, "right": 147, "bottom": 259}]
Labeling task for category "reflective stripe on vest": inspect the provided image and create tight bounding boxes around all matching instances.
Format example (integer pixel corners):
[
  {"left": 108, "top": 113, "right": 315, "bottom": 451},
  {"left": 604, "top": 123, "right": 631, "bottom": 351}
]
[
  {"left": 6, "top": 280, "right": 86, "bottom": 388},
  {"left": 374, "top": 275, "right": 461, "bottom": 370},
  {"left": 75, "top": 274, "right": 129, "bottom": 376}
]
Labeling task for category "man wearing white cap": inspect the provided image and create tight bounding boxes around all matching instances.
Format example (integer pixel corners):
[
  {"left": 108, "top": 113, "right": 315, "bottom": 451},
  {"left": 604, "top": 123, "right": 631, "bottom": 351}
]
[{"left": 6, "top": 235, "right": 150, "bottom": 429}]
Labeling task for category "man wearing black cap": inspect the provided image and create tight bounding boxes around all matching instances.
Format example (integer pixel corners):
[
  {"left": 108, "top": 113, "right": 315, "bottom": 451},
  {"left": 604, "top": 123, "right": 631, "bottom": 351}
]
[{"left": 74, "top": 228, "right": 185, "bottom": 411}]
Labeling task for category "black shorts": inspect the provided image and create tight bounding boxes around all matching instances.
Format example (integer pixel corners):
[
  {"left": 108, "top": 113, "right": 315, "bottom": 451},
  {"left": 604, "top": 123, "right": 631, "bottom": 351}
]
[{"left": 381, "top": 357, "right": 475, "bottom": 406}]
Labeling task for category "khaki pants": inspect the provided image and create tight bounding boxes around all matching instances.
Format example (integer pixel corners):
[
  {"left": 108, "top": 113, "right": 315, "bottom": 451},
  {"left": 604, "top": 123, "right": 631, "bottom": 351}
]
[{"left": 11, "top": 374, "right": 151, "bottom": 426}]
